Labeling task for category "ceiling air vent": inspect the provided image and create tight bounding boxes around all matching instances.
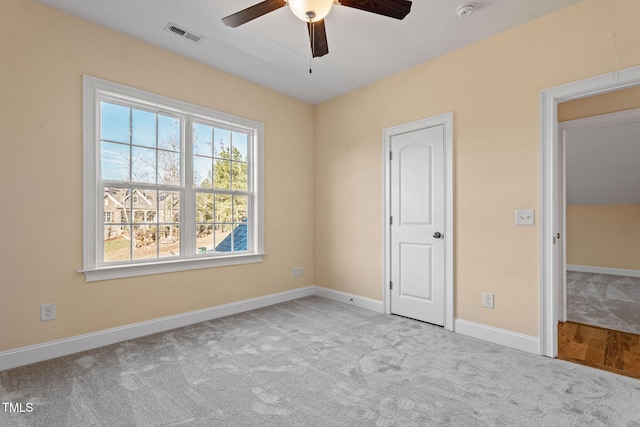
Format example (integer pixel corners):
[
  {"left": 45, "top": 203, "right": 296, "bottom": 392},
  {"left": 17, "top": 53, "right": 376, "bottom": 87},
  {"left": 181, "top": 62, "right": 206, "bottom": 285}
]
[{"left": 165, "top": 22, "right": 203, "bottom": 43}]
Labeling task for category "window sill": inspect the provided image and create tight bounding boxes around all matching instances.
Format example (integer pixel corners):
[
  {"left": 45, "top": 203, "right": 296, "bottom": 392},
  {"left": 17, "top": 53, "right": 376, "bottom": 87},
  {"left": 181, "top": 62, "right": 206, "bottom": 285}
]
[{"left": 80, "top": 253, "right": 265, "bottom": 282}]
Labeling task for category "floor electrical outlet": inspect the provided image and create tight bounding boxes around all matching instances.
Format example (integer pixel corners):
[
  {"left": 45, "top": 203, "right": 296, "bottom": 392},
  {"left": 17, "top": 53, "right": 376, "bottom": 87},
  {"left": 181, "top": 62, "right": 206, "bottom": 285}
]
[
  {"left": 41, "top": 303, "right": 56, "bottom": 321},
  {"left": 483, "top": 293, "right": 495, "bottom": 309}
]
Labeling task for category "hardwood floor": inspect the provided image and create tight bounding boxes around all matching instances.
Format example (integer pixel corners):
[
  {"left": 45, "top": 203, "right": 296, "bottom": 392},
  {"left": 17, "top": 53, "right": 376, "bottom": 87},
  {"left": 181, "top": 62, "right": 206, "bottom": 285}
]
[{"left": 558, "top": 321, "right": 640, "bottom": 380}]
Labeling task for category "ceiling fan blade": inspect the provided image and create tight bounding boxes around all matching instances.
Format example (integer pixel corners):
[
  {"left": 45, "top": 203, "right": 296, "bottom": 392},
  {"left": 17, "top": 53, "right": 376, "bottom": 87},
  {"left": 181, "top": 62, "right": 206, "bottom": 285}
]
[
  {"left": 222, "top": 0, "right": 287, "bottom": 28},
  {"left": 307, "top": 20, "right": 329, "bottom": 58},
  {"left": 338, "top": 0, "right": 412, "bottom": 20}
]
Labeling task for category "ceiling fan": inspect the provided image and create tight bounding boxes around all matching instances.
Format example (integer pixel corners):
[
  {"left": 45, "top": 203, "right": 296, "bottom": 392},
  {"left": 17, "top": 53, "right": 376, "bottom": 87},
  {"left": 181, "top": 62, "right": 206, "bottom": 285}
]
[{"left": 222, "top": 0, "right": 412, "bottom": 58}]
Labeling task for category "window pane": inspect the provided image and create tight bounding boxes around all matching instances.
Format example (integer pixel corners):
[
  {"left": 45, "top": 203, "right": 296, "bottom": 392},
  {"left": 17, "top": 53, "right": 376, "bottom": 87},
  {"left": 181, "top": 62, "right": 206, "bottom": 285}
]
[
  {"left": 101, "top": 102, "right": 130, "bottom": 143},
  {"left": 214, "top": 224, "right": 232, "bottom": 252},
  {"left": 104, "top": 187, "right": 130, "bottom": 223},
  {"left": 232, "top": 223, "right": 248, "bottom": 251},
  {"left": 214, "top": 194, "right": 232, "bottom": 223},
  {"left": 233, "top": 195, "right": 248, "bottom": 222},
  {"left": 158, "top": 114, "right": 181, "bottom": 151},
  {"left": 196, "top": 193, "right": 213, "bottom": 223},
  {"left": 104, "top": 225, "right": 130, "bottom": 262},
  {"left": 231, "top": 161, "right": 248, "bottom": 191},
  {"left": 159, "top": 191, "right": 180, "bottom": 223},
  {"left": 132, "top": 189, "right": 157, "bottom": 223},
  {"left": 214, "top": 127, "right": 231, "bottom": 158},
  {"left": 193, "top": 123, "right": 212, "bottom": 156},
  {"left": 131, "top": 146, "right": 157, "bottom": 183},
  {"left": 213, "top": 159, "right": 231, "bottom": 190},
  {"left": 193, "top": 155, "right": 212, "bottom": 188},
  {"left": 101, "top": 142, "right": 130, "bottom": 181},
  {"left": 132, "top": 109, "right": 156, "bottom": 148},
  {"left": 158, "top": 151, "right": 180, "bottom": 185},
  {"left": 232, "top": 132, "right": 248, "bottom": 161},
  {"left": 133, "top": 225, "right": 157, "bottom": 259},
  {"left": 196, "top": 224, "right": 213, "bottom": 254},
  {"left": 159, "top": 225, "right": 179, "bottom": 257}
]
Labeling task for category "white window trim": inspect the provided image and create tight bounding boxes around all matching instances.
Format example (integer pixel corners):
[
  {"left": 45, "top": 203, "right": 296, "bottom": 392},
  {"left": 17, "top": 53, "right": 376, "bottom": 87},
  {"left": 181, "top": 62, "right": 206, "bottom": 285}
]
[{"left": 81, "top": 75, "right": 264, "bottom": 282}]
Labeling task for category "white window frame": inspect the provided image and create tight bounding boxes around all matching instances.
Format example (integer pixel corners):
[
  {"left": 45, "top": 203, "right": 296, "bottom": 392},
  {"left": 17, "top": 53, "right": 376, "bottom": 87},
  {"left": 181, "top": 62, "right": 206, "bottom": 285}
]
[{"left": 81, "top": 75, "right": 264, "bottom": 282}]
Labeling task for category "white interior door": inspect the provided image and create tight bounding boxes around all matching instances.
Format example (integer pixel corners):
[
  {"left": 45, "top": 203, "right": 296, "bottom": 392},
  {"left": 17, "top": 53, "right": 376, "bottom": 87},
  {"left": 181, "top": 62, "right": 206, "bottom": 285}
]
[{"left": 390, "top": 125, "right": 445, "bottom": 325}]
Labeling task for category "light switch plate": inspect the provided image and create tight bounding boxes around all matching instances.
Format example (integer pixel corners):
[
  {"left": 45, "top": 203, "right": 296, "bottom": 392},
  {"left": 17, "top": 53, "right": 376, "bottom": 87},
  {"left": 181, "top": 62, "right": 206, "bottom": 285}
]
[{"left": 515, "top": 209, "right": 535, "bottom": 226}]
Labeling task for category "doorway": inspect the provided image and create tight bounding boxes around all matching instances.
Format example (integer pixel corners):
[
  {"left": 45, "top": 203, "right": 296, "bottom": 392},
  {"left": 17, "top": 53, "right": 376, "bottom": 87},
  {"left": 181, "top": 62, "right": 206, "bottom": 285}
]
[
  {"left": 559, "top": 108, "right": 640, "bottom": 335},
  {"left": 382, "top": 113, "right": 454, "bottom": 330},
  {"left": 540, "top": 64, "right": 640, "bottom": 357}
]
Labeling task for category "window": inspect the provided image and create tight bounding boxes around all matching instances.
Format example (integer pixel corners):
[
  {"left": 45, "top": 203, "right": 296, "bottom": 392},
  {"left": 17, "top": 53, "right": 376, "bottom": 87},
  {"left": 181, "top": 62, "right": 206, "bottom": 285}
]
[{"left": 82, "top": 76, "right": 264, "bottom": 281}]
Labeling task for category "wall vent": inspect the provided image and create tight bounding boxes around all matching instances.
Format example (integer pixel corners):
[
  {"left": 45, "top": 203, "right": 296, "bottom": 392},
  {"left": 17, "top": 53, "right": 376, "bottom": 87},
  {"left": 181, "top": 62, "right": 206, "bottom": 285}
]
[{"left": 165, "top": 22, "right": 203, "bottom": 43}]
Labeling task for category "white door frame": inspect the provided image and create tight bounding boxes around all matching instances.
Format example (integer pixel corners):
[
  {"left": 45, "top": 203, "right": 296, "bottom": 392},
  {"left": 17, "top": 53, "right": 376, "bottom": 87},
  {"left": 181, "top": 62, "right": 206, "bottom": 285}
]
[
  {"left": 383, "top": 112, "right": 454, "bottom": 331},
  {"left": 540, "top": 65, "right": 640, "bottom": 357}
]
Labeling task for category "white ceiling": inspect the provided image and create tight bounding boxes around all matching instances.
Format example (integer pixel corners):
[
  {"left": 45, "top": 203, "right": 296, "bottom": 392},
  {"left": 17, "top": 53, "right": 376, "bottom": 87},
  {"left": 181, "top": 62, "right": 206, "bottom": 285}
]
[
  {"left": 566, "top": 121, "right": 640, "bottom": 205},
  {"left": 36, "top": 0, "right": 582, "bottom": 104}
]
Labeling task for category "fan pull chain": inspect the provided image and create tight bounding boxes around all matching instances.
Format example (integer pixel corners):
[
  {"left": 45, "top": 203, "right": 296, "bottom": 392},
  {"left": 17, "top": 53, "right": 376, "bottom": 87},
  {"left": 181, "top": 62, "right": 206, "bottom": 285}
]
[{"left": 309, "top": 21, "right": 314, "bottom": 74}]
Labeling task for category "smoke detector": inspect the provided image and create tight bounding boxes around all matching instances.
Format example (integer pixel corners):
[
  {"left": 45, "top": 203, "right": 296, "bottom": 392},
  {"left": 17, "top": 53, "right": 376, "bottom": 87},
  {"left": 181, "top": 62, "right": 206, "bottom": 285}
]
[{"left": 456, "top": 3, "right": 475, "bottom": 18}]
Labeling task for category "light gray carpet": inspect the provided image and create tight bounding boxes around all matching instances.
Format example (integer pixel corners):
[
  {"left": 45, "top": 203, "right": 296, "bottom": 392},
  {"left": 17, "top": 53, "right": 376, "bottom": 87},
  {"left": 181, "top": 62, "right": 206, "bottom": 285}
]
[
  {"left": 1, "top": 296, "right": 640, "bottom": 426},
  {"left": 567, "top": 270, "right": 640, "bottom": 335}
]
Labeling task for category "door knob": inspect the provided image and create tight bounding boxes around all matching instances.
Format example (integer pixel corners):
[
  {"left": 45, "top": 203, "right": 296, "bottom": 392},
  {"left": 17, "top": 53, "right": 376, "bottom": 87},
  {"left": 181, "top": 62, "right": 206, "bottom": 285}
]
[{"left": 433, "top": 232, "right": 442, "bottom": 239}]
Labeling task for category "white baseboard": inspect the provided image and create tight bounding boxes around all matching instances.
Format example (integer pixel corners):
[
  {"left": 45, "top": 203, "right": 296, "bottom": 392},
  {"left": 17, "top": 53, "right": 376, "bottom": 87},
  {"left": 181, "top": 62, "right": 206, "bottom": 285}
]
[
  {"left": 3, "top": 286, "right": 543, "bottom": 371},
  {"left": 312, "top": 286, "right": 384, "bottom": 313},
  {"left": 454, "top": 318, "right": 540, "bottom": 355},
  {"left": 566, "top": 264, "right": 640, "bottom": 279},
  {"left": 0, "top": 286, "right": 314, "bottom": 372}
]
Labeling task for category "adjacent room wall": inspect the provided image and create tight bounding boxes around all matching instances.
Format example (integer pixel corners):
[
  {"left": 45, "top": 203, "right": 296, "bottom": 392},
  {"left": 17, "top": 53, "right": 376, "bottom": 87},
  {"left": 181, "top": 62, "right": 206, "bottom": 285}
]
[
  {"left": 566, "top": 205, "right": 640, "bottom": 270},
  {"left": 0, "top": 0, "right": 315, "bottom": 352},
  {"left": 558, "top": 86, "right": 640, "bottom": 122},
  {"left": 314, "top": 0, "right": 640, "bottom": 337}
]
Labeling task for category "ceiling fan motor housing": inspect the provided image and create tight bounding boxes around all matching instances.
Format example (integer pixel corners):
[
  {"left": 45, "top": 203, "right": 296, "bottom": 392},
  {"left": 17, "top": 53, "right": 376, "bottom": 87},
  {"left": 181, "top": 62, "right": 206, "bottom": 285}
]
[{"left": 289, "top": 0, "right": 334, "bottom": 22}]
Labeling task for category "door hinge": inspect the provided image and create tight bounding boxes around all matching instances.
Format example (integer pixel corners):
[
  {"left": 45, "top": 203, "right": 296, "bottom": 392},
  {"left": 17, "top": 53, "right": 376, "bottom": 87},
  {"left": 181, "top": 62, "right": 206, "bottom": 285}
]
[
  {"left": 389, "top": 151, "right": 393, "bottom": 160},
  {"left": 390, "top": 281, "right": 393, "bottom": 290},
  {"left": 390, "top": 216, "right": 393, "bottom": 225}
]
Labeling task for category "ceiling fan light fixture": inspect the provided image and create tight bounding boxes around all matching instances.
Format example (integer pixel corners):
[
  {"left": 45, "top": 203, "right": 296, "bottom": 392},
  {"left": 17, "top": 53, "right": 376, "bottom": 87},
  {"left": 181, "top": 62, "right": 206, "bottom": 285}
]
[{"left": 288, "top": 0, "right": 333, "bottom": 22}]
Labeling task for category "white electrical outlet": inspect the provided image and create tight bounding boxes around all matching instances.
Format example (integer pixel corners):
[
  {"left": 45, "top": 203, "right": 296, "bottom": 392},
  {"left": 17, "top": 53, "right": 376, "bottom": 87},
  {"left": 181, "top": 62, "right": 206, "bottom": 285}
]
[
  {"left": 483, "top": 293, "right": 495, "bottom": 309},
  {"left": 298, "top": 266, "right": 303, "bottom": 277},
  {"left": 292, "top": 267, "right": 303, "bottom": 278},
  {"left": 41, "top": 303, "right": 56, "bottom": 321}
]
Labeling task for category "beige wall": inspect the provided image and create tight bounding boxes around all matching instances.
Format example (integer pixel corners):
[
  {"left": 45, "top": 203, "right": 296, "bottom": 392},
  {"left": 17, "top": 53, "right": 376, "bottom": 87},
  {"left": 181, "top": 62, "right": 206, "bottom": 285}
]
[
  {"left": 0, "top": 0, "right": 315, "bottom": 352},
  {"left": 314, "top": 0, "right": 640, "bottom": 337},
  {"left": 566, "top": 205, "right": 640, "bottom": 270},
  {"left": 3, "top": 0, "right": 640, "bottom": 354}
]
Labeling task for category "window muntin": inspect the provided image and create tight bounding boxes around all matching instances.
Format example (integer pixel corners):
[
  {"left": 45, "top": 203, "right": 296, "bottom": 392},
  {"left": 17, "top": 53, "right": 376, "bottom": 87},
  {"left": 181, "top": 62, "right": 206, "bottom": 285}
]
[{"left": 83, "top": 75, "right": 264, "bottom": 280}]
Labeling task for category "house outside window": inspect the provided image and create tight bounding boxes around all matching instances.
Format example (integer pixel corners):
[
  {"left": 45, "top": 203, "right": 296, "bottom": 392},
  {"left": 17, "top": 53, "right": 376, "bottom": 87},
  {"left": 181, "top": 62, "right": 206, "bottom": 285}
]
[{"left": 82, "top": 76, "right": 264, "bottom": 281}]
